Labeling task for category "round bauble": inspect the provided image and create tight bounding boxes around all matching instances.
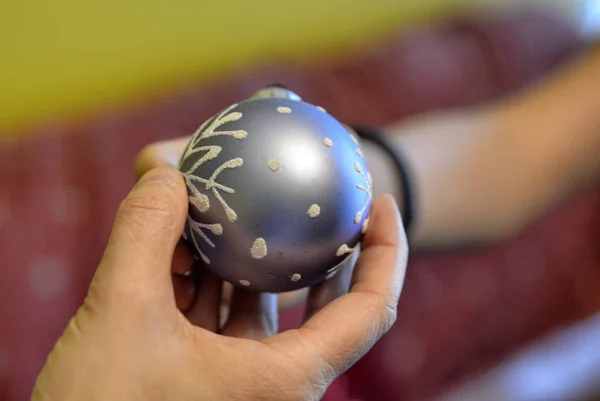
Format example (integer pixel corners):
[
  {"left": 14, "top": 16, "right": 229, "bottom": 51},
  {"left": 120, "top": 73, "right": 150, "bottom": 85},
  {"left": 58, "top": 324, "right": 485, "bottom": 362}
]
[{"left": 179, "top": 86, "right": 372, "bottom": 293}]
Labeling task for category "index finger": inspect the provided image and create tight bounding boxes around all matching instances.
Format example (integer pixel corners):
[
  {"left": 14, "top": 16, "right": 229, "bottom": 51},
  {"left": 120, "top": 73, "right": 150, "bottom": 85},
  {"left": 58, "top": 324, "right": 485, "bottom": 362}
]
[
  {"left": 134, "top": 136, "right": 191, "bottom": 180},
  {"left": 267, "top": 194, "right": 408, "bottom": 377}
]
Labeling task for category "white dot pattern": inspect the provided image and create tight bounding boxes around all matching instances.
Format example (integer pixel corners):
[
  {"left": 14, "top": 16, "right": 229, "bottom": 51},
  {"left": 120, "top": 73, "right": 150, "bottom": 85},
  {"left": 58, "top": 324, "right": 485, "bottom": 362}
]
[
  {"left": 250, "top": 238, "right": 268, "bottom": 259},
  {"left": 307, "top": 204, "right": 321, "bottom": 218},
  {"left": 267, "top": 158, "right": 281, "bottom": 171}
]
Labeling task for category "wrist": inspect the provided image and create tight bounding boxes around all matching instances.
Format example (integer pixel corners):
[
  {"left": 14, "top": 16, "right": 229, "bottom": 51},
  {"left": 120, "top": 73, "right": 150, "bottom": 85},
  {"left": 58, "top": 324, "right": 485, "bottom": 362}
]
[
  {"left": 351, "top": 125, "right": 414, "bottom": 236},
  {"left": 361, "top": 139, "right": 406, "bottom": 209}
]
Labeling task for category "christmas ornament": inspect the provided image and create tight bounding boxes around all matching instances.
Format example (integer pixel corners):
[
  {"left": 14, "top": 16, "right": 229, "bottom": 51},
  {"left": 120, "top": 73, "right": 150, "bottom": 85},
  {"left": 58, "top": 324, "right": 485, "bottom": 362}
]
[{"left": 179, "top": 86, "right": 372, "bottom": 292}]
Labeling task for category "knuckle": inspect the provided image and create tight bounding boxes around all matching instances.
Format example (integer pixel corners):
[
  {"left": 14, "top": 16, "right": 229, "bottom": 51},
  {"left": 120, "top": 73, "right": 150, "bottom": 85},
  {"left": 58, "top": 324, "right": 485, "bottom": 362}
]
[
  {"left": 365, "top": 293, "right": 398, "bottom": 334},
  {"left": 118, "top": 191, "right": 178, "bottom": 230},
  {"left": 122, "top": 191, "right": 174, "bottom": 214},
  {"left": 379, "top": 300, "right": 398, "bottom": 332}
]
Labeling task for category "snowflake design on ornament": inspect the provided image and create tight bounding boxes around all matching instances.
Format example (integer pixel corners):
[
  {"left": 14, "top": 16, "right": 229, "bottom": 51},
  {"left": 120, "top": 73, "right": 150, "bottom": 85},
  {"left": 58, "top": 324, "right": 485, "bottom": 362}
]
[
  {"left": 349, "top": 132, "right": 372, "bottom": 224},
  {"left": 180, "top": 104, "right": 247, "bottom": 264},
  {"left": 326, "top": 130, "right": 371, "bottom": 276}
]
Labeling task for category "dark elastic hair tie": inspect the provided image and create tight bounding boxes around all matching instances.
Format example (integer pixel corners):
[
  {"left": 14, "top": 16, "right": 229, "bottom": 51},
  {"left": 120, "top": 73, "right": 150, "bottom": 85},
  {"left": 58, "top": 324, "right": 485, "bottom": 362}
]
[{"left": 350, "top": 125, "right": 415, "bottom": 237}]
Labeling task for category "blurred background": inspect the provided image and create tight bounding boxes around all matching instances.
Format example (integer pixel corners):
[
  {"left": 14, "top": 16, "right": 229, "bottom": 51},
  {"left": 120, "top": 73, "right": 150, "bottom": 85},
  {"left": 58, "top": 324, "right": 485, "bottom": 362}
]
[{"left": 1, "top": 1, "right": 600, "bottom": 400}]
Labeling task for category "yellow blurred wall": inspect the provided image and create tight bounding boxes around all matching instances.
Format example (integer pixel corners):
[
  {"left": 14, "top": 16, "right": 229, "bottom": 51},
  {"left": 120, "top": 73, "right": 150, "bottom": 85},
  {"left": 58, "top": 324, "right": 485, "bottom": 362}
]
[{"left": 1, "top": 0, "right": 483, "bottom": 134}]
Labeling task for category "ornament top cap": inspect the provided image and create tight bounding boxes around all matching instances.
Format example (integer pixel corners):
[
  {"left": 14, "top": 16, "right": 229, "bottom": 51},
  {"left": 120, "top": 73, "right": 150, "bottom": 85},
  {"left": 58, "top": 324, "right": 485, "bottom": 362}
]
[{"left": 250, "top": 84, "right": 302, "bottom": 102}]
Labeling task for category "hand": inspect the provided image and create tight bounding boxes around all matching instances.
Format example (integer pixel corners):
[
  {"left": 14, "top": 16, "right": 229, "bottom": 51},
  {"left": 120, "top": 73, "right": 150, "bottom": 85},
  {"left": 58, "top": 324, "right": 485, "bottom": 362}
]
[
  {"left": 134, "top": 136, "right": 327, "bottom": 313},
  {"left": 32, "top": 165, "right": 408, "bottom": 400}
]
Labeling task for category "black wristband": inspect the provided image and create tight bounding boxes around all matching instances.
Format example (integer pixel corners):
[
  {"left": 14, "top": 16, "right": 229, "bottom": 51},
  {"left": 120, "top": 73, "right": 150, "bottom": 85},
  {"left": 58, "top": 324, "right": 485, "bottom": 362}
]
[{"left": 350, "top": 125, "right": 415, "bottom": 237}]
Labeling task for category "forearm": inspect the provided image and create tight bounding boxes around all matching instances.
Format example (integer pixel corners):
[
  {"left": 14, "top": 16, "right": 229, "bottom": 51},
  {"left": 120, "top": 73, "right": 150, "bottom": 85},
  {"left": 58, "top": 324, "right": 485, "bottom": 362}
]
[
  {"left": 498, "top": 46, "right": 600, "bottom": 210},
  {"left": 364, "top": 107, "right": 508, "bottom": 249},
  {"left": 365, "top": 46, "right": 600, "bottom": 250}
]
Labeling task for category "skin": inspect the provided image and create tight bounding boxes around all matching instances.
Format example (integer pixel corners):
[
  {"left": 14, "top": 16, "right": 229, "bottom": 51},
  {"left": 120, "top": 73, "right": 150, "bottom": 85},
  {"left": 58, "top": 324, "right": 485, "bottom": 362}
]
[
  {"left": 32, "top": 166, "right": 408, "bottom": 401},
  {"left": 131, "top": 46, "right": 600, "bottom": 309},
  {"left": 388, "top": 46, "right": 600, "bottom": 249},
  {"left": 32, "top": 45, "right": 600, "bottom": 400},
  {"left": 134, "top": 43, "right": 600, "bottom": 253},
  {"left": 132, "top": 135, "right": 360, "bottom": 312}
]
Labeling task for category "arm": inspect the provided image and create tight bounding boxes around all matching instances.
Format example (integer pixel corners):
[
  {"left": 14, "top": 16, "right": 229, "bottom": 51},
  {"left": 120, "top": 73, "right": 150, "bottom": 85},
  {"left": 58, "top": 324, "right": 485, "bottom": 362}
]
[
  {"left": 134, "top": 47, "right": 600, "bottom": 309},
  {"left": 365, "top": 46, "right": 600, "bottom": 250}
]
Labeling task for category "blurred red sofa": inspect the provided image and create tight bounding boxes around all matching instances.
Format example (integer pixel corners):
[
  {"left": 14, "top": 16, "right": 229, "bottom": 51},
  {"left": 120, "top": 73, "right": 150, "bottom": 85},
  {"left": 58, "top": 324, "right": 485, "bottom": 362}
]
[{"left": 1, "top": 11, "right": 599, "bottom": 401}]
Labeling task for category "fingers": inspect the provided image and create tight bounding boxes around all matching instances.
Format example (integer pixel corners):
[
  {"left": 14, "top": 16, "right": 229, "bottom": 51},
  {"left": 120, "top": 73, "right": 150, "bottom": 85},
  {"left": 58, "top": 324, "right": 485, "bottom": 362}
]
[
  {"left": 186, "top": 269, "right": 223, "bottom": 332},
  {"left": 269, "top": 194, "right": 408, "bottom": 377},
  {"left": 134, "top": 139, "right": 195, "bottom": 277},
  {"left": 303, "top": 251, "right": 358, "bottom": 322},
  {"left": 97, "top": 166, "right": 188, "bottom": 303},
  {"left": 134, "top": 136, "right": 191, "bottom": 180},
  {"left": 221, "top": 288, "right": 278, "bottom": 340}
]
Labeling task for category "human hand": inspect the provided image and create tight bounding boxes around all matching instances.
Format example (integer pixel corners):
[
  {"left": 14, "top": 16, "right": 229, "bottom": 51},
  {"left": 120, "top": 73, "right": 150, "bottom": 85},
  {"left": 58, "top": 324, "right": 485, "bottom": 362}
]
[
  {"left": 32, "top": 165, "right": 408, "bottom": 401},
  {"left": 133, "top": 135, "right": 350, "bottom": 313}
]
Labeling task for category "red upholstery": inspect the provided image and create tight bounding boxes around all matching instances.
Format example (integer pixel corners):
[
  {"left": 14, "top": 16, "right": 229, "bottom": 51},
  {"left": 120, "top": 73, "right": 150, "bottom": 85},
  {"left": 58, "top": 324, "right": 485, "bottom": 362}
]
[{"left": 1, "top": 13, "right": 595, "bottom": 401}]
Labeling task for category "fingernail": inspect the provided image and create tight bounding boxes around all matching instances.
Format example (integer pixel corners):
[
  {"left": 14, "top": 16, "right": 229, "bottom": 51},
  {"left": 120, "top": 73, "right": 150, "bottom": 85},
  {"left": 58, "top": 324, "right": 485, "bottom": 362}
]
[{"left": 138, "top": 166, "right": 181, "bottom": 186}]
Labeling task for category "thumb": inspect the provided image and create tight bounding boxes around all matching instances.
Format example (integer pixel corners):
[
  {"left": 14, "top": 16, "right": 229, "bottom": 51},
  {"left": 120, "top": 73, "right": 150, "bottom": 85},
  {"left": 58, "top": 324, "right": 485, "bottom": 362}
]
[{"left": 97, "top": 166, "right": 189, "bottom": 301}]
